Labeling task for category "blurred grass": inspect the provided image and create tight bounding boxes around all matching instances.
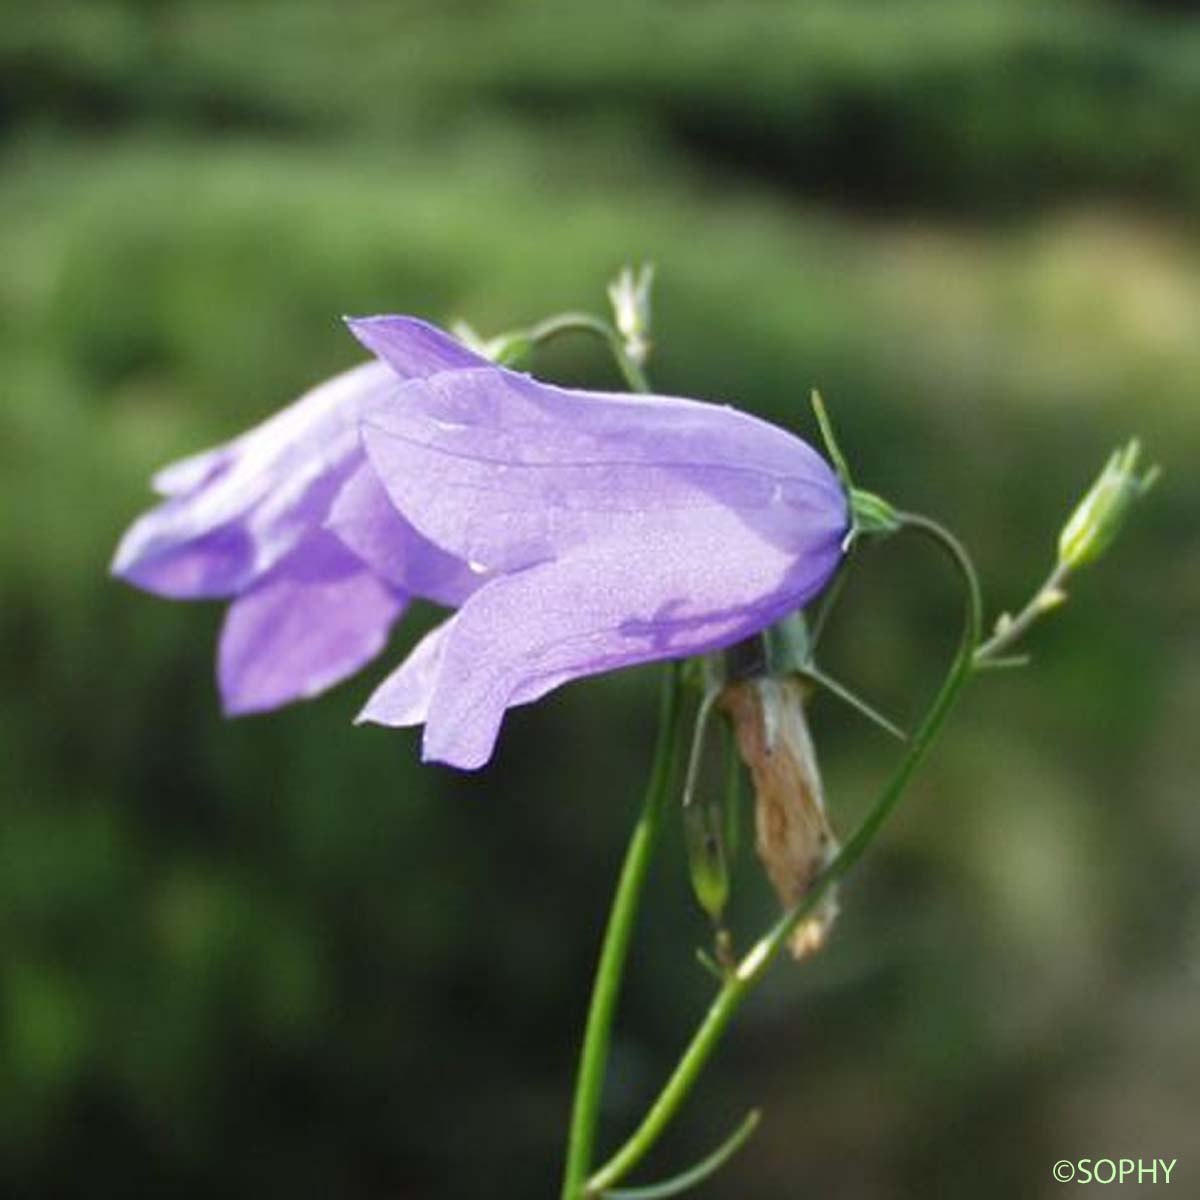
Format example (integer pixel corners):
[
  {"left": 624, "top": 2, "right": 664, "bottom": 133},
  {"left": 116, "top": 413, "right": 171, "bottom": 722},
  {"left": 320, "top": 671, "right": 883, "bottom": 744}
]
[{"left": 1, "top": 3, "right": 1198, "bottom": 1199}]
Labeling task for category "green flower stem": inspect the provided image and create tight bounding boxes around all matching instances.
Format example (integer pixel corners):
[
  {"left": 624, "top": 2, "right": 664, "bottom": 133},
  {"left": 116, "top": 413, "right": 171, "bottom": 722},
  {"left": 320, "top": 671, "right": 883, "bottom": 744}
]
[
  {"left": 973, "top": 559, "right": 1070, "bottom": 666},
  {"left": 528, "top": 312, "right": 653, "bottom": 394},
  {"left": 560, "top": 664, "right": 685, "bottom": 1200},
  {"left": 586, "top": 513, "right": 983, "bottom": 1195}
]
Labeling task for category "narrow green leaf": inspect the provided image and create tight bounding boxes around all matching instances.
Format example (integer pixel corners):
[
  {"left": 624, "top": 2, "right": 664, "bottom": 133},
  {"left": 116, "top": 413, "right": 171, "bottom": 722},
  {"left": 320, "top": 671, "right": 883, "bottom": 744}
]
[{"left": 599, "top": 1110, "right": 762, "bottom": 1200}]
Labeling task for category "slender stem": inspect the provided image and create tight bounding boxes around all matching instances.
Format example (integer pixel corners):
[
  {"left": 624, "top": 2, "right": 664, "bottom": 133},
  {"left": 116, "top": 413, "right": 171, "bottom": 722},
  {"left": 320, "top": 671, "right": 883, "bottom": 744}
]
[
  {"left": 587, "top": 513, "right": 983, "bottom": 1194},
  {"left": 560, "top": 665, "right": 684, "bottom": 1200},
  {"left": 974, "top": 560, "right": 1070, "bottom": 665},
  {"left": 529, "top": 312, "right": 653, "bottom": 394}
]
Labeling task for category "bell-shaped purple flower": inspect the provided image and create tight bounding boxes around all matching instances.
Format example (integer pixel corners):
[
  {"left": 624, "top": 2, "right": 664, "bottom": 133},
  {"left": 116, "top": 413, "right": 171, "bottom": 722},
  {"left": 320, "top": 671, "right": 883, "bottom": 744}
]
[
  {"left": 111, "top": 318, "right": 488, "bottom": 714},
  {"left": 348, "top": 320, "right": 850, "bottom": 769},
  {"left": 114, "top": 312, "right": 848, "bottom": 767}
]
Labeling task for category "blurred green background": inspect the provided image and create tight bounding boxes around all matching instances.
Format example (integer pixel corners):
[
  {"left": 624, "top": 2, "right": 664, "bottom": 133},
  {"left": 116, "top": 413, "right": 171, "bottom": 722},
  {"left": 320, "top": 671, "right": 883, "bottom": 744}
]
[{"left": 2, "top": 2, "right": 1197, "bottom": 1197}]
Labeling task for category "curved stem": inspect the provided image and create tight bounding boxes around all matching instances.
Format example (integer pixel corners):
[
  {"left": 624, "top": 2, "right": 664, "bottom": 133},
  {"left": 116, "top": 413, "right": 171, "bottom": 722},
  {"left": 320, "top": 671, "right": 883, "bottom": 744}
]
[
  {"left": 529, "top": 312, "right": 653, "bottom": 394},
  {"left": 587, "top": 513, "right": 983, "bottom": 1194},
  {"left": 560, "top": 665, "right": 685, "bottom": 1200}
]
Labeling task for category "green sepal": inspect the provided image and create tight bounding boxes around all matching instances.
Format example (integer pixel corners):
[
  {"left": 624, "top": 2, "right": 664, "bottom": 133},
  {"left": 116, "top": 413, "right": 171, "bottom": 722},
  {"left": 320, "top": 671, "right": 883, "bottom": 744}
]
[{"left": 849, "top": 487, "right": 903, "bottom": 539}]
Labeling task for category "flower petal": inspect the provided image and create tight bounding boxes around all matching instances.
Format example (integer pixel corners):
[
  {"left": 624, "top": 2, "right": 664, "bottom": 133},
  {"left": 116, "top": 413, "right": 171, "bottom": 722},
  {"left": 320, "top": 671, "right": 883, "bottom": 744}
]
[
  {"left": 115, "top": 454, "right": 359, "bottom": 599},
  {"left": 357, "top": 615, "right": 567, "bottom": 730},
  {"left": 218, "top": 531, "right": 407, "bottom": 714},
  {"left": 152, "top": 444, "right": 236, "bottom": 497},
  {"left": 361, "top": 367, "right": 846, "bottom": 574},
  {"left": 325, "top": 463, "right": 483, "bottom": 607},
  {"left": 353, "top": 618, "right": 450, "bottom": 727},
  {"left": 113, "top": 361, "right": 396, "bottom": 597},
  {"left": 114, "top": 318, "right": 484, "bottom": 599},
  {"left": 113, "top": 521, "right": 257, "bottom": 598},
  {"left": 345, "top": 315, "right": 488, "bottom": 379},
  {"left": 411, "top": 510, "right": 842, "bottom": 769}
]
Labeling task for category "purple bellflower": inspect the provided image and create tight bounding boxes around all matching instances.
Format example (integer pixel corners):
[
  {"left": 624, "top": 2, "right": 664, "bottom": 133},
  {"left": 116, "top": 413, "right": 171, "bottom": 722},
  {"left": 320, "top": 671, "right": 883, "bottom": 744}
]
[
  {"left": 347, "top": 317, "right": 850, "bottom": 769},
  {"left": 113, "top": 313, "right": 848, "bottom": 770},
  {"left": 111, "top": 319, "right": 492, "bottom": 714}
]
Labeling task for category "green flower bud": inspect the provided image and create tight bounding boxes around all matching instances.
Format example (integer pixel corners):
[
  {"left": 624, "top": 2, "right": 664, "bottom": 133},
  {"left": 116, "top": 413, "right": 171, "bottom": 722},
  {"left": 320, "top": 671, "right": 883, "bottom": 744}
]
[
  {"left": 1058, "top": 439, "right": 1159, "bottom": 571},
  {"left": 684, "top": 798, "right": 731, "bottom": 924},
  {"left": 607, "top": 263, "right": 654, "bottom": 368},
  {"left": 681, "top": 675, "right": 734, "bottom": 925}
]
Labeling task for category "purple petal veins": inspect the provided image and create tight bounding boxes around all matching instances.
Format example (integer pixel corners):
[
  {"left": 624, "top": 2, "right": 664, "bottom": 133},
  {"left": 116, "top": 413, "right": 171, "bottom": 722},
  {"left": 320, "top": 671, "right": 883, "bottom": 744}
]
[{"left": 357, "top": 366, "right": 841, "bottom": 574}]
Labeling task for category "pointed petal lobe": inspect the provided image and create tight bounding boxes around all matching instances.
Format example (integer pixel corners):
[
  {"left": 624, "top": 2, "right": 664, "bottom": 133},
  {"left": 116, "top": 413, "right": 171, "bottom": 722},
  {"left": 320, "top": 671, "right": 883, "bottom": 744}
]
[
  {"left": 357, "top": 615, "right": 568, "bottom": 731},
  {"left": 345, "top": 315, "right": 489, "bottom": 379}
]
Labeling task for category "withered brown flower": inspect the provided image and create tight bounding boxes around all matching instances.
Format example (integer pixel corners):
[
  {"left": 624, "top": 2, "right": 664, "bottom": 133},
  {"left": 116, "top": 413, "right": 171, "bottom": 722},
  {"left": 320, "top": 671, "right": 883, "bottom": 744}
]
[{"left": 719, "top": 675, "right": 839, "bottom": 959}]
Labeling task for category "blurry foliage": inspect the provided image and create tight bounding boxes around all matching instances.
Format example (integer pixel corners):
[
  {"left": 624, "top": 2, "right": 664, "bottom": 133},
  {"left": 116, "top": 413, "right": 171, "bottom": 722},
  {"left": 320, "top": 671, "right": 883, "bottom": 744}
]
[
  {"left": 4, "top": 1, "right": 1200, "bottom": 214},
  {"left": 1, "top": 2, "right": 1198, "bottom": 1198}
]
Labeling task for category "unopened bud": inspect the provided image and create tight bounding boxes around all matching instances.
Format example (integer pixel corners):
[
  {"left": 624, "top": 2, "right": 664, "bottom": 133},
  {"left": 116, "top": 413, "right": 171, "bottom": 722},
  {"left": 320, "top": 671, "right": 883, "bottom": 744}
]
[
  {"left": 684, "top": 798, "right": 731, "bottom": 924},
  {"left": 607, "top": 263, "right": 655, "bottom": 368},
  {"left": 682, "top": 675, "right": 734, "bottom": 926},
  {"left": 1058, "top": 439, "right": 1159, "bottom": 571}
]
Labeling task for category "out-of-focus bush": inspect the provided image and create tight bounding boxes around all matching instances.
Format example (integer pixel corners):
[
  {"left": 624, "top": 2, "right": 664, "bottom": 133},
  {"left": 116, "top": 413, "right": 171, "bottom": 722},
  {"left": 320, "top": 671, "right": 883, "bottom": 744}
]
[{"left": 5, "top": 2, "right": 1200, "bottom": 214}]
